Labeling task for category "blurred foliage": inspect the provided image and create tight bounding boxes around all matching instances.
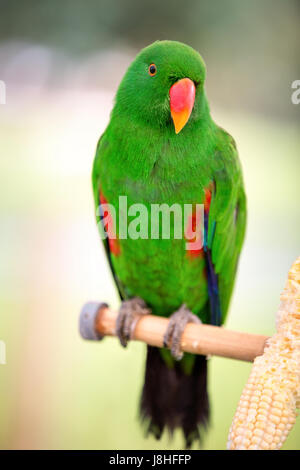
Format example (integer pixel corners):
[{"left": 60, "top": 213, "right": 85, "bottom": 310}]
[
  {"left": 0, "top": 0, "right": 299, "bottom": 118},
  {"left": 0, "top": 0, "right": 299, "bottom": 54}
]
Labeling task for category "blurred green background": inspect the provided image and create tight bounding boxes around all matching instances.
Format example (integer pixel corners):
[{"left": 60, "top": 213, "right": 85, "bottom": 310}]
[{"left": 0, "top": 0, "right": 299, "bottom": 450}]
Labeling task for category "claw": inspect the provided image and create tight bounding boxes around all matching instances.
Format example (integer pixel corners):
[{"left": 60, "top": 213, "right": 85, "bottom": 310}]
[
  {"left": 163, "top": 304, "right": 201, "bottom": 360},
  {"left": 116, "top": 297, "right": 151, "bottom": 347}
]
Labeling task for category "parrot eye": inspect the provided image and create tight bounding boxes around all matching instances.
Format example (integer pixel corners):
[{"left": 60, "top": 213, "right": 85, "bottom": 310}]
[{"left": 148, "top": 63, "right": 157, "bottom": 76}]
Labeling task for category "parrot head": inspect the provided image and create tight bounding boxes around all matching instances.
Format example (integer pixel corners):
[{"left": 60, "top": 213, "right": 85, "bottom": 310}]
[{"left": 115, "top": 40, "right": 208, "bottom": 134}]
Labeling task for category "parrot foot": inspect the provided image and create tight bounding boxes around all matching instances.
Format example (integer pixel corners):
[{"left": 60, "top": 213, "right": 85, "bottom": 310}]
[
  {"left": 163, "top": 304, "right": 201, "bottom": 360},
  {"left": 116, "top": 297, "right": 151, "bottom": 348}
]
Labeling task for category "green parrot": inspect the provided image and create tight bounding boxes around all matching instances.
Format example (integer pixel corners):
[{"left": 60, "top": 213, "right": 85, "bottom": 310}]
[{"left": 92, "top": 40, "right": 246, "bottom": 447}]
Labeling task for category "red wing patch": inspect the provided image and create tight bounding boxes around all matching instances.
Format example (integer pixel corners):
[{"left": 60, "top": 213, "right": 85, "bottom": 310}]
[
  {"left": 204, "top": 188, "right": 211, "bottom": 214},
  {"left": 185, "top": 207, "right": 204, "bottom": 259},
  {"left": 99, "top": 190, "right": 121, "bottom": 256},
  {"left": 204, "top": 180, "right": 215, "bottom": 214},
  {"left": 185, "top": 182, "right": 214, "bottom": 259}
]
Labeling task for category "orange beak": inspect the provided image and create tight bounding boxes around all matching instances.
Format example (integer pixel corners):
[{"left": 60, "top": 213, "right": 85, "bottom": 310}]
[{"left": 169, "top": 78, "right": 196, "bottom": 134}]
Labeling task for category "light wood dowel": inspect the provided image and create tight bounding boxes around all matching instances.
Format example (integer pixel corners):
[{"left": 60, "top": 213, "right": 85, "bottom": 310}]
[{"left": 95, "top": 305, "right": 269, "bottom": 362}]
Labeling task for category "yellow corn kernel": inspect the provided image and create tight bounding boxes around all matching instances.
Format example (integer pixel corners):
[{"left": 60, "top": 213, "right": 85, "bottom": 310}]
[{"left": 227, "top": 257, "right": 300, "bottom": 450}]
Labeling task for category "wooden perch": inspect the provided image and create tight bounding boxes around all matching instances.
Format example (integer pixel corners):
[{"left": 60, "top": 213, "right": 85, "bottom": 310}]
[
  {"left": 81, "top": 303, "right": 269, "bottom": 362},
  {"left": 80, "top": 257, "right": 299, "bottom": 450}
]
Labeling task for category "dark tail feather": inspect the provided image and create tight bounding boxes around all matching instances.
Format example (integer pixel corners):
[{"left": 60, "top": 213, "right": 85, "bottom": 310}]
[{"left": 140, "top": 346, "right": 209, "bottom": 448}]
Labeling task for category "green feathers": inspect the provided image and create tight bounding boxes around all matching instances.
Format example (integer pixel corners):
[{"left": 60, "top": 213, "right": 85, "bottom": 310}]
[
  {"left": 92, "top": 40, "right": 246, "bottom": 323},
  {"left": 92, "top": 40, "right": 247, "bottom": 446},
  {"left": 114, "top": 40, "right": 207, "bottom": 129}
]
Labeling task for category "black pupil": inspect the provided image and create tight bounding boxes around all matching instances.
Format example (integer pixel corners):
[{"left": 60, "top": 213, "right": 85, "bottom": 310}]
[{"left": 150, "top": 65, "right": 156, "bottom": 74}]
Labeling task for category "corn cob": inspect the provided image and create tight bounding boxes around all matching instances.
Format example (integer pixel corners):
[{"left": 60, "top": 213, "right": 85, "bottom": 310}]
[{"left": 227, "top": 257, "right": 300, "bottom": 450}]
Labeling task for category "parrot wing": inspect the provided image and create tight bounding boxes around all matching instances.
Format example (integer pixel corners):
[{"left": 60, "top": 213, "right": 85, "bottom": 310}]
[
  {"left": 205, "top": 130, "right": 247, "bottom": 325},
  {"left": 92, "top": 134, "right": 125, "bottom": 300}
]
